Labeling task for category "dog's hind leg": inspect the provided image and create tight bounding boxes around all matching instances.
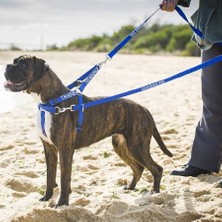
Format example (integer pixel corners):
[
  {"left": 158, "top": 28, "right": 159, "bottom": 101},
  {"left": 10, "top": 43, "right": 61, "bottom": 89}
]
[
  {"left": 39, "top": 140, "right": 58, "bottom": 202},
  {"left": 125, "top": 163, "right": 144, "bottom": 190},
  {"left": 142, "top": 153, "right": 163, "bottom": 193},
  {"left": 126, "top": 138, "right": 163, "bottom": 193},
  {"left": 112, "top": 134, "right": 144, "bottom": 190}
]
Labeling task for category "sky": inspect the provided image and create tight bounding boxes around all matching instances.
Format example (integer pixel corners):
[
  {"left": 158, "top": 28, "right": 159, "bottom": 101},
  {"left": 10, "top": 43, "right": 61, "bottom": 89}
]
[{"left": 0, "top": 0, "right": 199, "bottom": 50}]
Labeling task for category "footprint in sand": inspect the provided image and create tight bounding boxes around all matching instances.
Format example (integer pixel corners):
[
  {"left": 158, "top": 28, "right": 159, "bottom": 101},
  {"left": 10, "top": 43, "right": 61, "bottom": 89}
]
[
  {"left": 23, "top": 147, "right": 39, "bottom": 155},
  {"left": 83, "top": 155, "right": 98, "bottom": 160},
  {"left": 12, "top": 192, "right": 26, "bottom": 198},
  {"left": 0, "top": 160, "right": 10, "bottom": 168},
  {"left": 5, "top": 178, "right": 38, "bottom": 193},
  {"left": 0, "top": 144, "right": 14, "bottom": 151},
  {"left": 163, "top": 128, "right": 178, "bottom": 135},
  {"left": 74, "top": 197, "right": 91, "bottom": 207},
  {"left": 15, "top": 171, "right": 39, "bottom": 178}
]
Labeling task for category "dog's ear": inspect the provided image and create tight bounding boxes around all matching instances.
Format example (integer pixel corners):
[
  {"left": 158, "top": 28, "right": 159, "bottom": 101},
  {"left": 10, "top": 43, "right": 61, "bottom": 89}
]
[
  {"left": 33, "top": 57, "right": 50, "bottom": 81},
  {"left": 13, "top": 55, "right": 25, "bottom": 64}
]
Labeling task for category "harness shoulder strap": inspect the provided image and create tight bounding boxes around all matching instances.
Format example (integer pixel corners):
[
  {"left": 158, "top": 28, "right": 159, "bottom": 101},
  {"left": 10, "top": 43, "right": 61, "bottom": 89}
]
[{"left": 76, "top": 94, "right": 84, "bottom": 132}]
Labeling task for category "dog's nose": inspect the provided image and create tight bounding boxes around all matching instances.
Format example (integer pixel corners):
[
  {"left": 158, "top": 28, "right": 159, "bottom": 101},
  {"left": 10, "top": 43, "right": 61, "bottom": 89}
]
[
  {"left": 5, "top": 64, "right": 14, "bottom": 80},
  {"left": 6, "top": 64, "right": 14, "bottom": 72},
  {"left": 4, "top": 70, "right": 9, "bottom": 80}
]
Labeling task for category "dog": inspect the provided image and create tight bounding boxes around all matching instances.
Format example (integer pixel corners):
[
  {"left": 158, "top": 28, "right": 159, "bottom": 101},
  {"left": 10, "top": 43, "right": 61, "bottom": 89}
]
[{"left": 4, "top": 55, "right": 172, "bottom": 207}]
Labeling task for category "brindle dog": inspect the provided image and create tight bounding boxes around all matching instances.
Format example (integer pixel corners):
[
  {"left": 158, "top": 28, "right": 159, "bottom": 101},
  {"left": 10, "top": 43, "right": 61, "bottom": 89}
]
[{"left": 4, "top": 55, "right": 172, "bottom": 207}]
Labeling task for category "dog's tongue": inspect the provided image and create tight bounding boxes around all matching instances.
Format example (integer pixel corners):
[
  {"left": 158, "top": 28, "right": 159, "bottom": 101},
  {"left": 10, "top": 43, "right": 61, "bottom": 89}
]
[{"left": 4, "top": 80, "right": 14, "bottom": 88}]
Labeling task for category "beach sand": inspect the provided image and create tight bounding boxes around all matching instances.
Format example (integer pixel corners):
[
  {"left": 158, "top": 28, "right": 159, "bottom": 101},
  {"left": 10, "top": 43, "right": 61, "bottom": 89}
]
[{"left": 0, "top": 51, "right": 222, "bottom": 222}]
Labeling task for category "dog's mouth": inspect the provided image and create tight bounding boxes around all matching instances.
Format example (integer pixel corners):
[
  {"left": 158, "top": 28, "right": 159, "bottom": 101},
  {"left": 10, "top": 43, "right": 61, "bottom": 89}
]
[{"left": 4, "top": 79, "right": 27, "bottom": 92}]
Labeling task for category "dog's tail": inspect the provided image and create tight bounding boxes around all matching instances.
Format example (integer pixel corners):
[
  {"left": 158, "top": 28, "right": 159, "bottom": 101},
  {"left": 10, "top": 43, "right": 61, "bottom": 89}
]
[{"left": 153, "top": 127, "right": 173, "bottom": 157}]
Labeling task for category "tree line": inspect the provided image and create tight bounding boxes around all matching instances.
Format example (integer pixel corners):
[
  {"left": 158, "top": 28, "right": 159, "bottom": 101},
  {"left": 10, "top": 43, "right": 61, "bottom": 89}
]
[{"left": 48, "top": 23, "right": 200, "bottom": 57}]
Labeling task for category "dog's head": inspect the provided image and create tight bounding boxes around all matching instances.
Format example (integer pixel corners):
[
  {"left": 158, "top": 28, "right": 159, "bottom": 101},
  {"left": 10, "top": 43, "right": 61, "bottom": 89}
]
[{"left": 4, "top": 55, "right": 49, "bottom": 93}]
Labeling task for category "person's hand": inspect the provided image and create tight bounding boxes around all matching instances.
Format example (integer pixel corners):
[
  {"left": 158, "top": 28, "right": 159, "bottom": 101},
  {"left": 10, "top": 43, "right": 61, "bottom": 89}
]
[{"left": 160, "top": 0, "right": 179, "bottom": 11}]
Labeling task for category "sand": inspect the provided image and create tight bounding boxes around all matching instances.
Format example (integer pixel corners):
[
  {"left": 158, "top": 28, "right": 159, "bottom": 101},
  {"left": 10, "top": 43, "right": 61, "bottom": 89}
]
[{"left": 0, "top": 51, "right": 222, "bottom": 222}]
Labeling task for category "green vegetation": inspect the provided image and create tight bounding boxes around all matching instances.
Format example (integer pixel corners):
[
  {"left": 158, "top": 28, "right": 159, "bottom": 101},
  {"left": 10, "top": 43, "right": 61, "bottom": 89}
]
[
  {"left": 2, "top": 23, "right": 200, "bottom": 56},
  {"left": 58, "top": 23, "right": 200, "bottom": 56},
  {"left": 38, "top": 187, "right": 45, "bottom": 196},
  {"left": 9, "top": 44, "right": 22, "bottom": 51}
]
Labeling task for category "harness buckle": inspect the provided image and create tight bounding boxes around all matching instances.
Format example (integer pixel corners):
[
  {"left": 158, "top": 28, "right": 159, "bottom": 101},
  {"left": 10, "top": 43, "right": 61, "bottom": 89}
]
[
  {"left": 81, "top": 104, "right": 85, "bottom": 113},
  {"left": 70, "top": 104, "right": 84, "bottom": 112},
  {"left": 70, "top": 105, "right": 75, "bottom": 112},
  {"left": 54, "top": 106, "right": 72, "bottom": 114},
  {"left": 55, "top": 106, "right": 61, "bottom": 114},
  {"left": 98, "top": 54, "right": 112, "bottom": 68}
]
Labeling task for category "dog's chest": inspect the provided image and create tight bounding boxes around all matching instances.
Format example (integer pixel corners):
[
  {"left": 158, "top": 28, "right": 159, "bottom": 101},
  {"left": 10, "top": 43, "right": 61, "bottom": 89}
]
[
  {"left": 31, "top": 93, "right": 53, "bottom": 144},
  {"left": 36, "top": 110, "right": 53, "bottom": 144}
]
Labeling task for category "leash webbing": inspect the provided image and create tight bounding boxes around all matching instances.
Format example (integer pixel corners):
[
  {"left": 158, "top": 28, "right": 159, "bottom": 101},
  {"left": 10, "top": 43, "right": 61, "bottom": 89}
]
[
  {"left": 39, "top": 54, "right": 222, "bottom": 114},
  {"left": 66, "top": 7, "right": 160, "bottom": 94},
  {"left": 107, "top": 7, "right": 160, "bottom": 59},
  {"left": 49, "top": 4, "right": 217, "bottom": 109},
  {"left": 67, "top": 4, "right": 220, "bottom": 96},
  {"left": 67, "top": 64, "right": 101, "bottom": 92},
  {"left": 70, "top": 55, "right": 222, "bottom": 111}
]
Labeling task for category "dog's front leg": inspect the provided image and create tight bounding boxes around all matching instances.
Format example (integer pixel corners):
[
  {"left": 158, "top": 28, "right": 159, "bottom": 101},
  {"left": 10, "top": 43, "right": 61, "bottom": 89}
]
[
  {"left": 39, "top": 140, "right": 58, "bottom": 202},
  {"left": 56, "top": 147, "right": 75, "bottom": 207}
]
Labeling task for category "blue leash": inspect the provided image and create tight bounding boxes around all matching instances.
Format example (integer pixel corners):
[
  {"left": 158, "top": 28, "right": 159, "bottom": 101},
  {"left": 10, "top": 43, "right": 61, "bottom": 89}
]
[
  {"left": 39, "top": 6, "right": 222, "bottom": 136},
  {"left": 67, "top": 7, "right": 161, "bottom": 93},
  {"left": 107, "top": 7, "right": 161, "bottom": 59},
  {"left": 39, "top": 54, "right": 222, "bottom": 113}
]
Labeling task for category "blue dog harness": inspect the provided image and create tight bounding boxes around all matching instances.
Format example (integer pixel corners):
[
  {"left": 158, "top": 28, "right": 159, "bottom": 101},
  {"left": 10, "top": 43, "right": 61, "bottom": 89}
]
[{"left": 39, "top": 6, "right": 222, "bottom": 137}]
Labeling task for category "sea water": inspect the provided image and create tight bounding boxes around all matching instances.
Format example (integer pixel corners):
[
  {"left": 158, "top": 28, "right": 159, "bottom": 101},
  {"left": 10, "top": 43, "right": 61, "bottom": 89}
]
[{"left": 0, "top": 65, "right": 29, "bottom": 113}]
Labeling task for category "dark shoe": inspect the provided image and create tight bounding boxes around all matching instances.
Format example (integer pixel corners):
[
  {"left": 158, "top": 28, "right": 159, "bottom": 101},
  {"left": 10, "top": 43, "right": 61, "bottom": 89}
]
[
  {"left": 171, "top": 164, "right": 210, "bottom": 177},
  {"left": 217, "top": 179, "right": 222, "bottom": 187}
]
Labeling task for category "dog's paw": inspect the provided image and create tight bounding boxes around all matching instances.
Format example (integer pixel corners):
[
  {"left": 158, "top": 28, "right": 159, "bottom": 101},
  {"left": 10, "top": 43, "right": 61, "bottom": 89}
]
[
  {"left": 123, "top": 185, "right": 135, "bottom": 190},
  {"left": 150, "top": 189, "right": 160, "bottom": 194},
  {"left": 39, "top": 196, "right": 50, "bottom": 202},
  {"left": 39, "top": 192, "right": 53, "bottom": 202},
  {"left": 56, "top": 198, "right": 69, "bottom": 208}
]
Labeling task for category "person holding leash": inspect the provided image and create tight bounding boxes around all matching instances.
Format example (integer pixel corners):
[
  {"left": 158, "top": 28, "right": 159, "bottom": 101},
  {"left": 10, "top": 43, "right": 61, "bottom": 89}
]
[{"left": 160, "top": 0, "right": 222, "bottom": 185}]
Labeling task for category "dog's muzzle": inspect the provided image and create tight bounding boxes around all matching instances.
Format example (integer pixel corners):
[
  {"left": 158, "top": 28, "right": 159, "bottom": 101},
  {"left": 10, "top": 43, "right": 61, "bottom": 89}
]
[{"left": 4, "top": 64, "right": 28, "bottom": 92}]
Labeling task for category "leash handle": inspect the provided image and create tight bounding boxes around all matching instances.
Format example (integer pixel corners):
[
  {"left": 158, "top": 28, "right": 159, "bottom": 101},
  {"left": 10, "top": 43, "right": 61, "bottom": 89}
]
[
  {"left": 175, "top": 6, "right": 222, "bottom": 47},
  {"left": 175, "top": 5, "right": 204, "bottom": 39}
]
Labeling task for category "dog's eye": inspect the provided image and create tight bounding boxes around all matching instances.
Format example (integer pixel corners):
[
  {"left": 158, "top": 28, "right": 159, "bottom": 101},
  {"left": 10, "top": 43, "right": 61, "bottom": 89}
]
[
  {"left": 16, "top": 60, "right": 27, "bottom": 69},
  {"left": 21, "top": 63, "right": 27, "bottom": 69}
]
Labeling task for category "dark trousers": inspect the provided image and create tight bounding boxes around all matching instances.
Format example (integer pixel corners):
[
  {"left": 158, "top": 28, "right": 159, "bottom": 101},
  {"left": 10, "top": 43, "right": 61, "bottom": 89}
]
[{"left": 189, "top": 44, "right": 222, "bottom": 173}]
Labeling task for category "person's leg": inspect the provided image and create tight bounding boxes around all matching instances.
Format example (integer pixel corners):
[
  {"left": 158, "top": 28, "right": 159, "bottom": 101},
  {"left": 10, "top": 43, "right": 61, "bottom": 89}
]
[{"left": 172, "top": 44, "right": 222, "bottom": 176}]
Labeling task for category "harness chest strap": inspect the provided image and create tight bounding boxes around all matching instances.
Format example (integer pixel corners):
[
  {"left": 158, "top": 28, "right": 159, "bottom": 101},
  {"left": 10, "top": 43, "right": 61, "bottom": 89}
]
[
  {"left": 40, "top": 110, "right": 47, "bottom": 136},
  {"left": 38, "top": 91, "right": 84, "bottom": 136}
]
